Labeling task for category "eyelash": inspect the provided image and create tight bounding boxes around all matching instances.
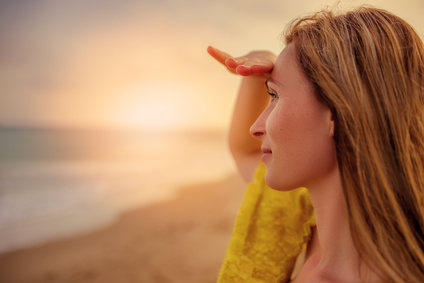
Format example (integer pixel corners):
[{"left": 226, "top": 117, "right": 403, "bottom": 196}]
[{"left": 268, "top": 91, "right": 278, "bottom": 101}]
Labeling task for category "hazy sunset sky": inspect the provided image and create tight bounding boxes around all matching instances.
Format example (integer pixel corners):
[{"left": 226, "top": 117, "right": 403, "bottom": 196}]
[{"left": 1, "top": 0, "right": 423, "bottom": 131}]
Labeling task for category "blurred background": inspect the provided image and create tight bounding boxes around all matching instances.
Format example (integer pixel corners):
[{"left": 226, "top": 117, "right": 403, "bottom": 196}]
[{"left": 0, "top": 0, "right": 423, "bottom": 282}]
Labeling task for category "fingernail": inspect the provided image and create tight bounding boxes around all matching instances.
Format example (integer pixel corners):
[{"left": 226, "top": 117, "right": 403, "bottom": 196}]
[{"left": 225, "top": 58, "right": 236, "bottom": 65}]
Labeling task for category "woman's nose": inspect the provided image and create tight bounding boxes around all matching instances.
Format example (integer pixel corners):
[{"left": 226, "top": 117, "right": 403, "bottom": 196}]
[{"left": 249, "top": 110, "right": 267, "bottom": 139}]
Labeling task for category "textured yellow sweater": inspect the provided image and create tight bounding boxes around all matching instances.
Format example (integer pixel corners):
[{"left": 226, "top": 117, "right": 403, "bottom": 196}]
[{"left": 217, "top": 162, "right": 316, "bottom": 283}]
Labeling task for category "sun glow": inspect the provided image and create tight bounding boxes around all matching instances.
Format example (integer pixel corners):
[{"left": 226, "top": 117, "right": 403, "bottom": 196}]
[{"left": 112, "top": 82, "right": 206, "bottom": 131}]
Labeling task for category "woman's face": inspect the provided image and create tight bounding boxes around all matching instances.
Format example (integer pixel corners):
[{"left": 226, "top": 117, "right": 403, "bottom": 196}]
[{"left": 250, "top": 43, "right": 338, "bottom": 191}]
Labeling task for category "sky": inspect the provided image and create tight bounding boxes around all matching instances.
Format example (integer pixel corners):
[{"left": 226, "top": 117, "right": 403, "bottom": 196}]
[{"left": 1, "top": 0, "right": 423, "bottom": 131}]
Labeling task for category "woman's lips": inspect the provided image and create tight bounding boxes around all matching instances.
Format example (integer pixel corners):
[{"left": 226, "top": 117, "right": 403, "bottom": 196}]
[{"left": 261, "top": 147, "right": 272, "bottom": 161}]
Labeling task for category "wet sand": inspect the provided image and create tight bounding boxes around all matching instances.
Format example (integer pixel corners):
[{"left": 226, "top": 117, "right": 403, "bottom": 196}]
[{"left": 0, "top": 174, "right": 246, "bottom": 283}]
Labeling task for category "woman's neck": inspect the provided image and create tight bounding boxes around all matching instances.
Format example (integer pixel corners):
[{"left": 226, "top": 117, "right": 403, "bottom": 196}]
[{"left": 306, "top": 167, "right": 367, "bottom": 282}]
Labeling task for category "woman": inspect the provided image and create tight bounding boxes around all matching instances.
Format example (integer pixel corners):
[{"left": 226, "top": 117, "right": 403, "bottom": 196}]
[{"left": 208, "top": 6, "right": 424, "bottom": 283}]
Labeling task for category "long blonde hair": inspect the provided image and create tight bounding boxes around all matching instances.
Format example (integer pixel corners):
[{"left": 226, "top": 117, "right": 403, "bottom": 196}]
[{"left": 285, "top": 7, "right": 424, "bottom": 282}]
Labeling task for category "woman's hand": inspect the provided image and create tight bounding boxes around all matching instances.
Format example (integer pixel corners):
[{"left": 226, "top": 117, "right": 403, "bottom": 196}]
[
  {"left": 207, "top": 46, "right": 276, "bottom": 78},
  {"left": 207, "top": 46, "right": 277, "bottom": 181}
]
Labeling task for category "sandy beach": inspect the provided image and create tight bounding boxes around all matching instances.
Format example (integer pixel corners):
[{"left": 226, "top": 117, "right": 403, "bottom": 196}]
[{"left": 0, "top": 173, "right": 246, "bottom": 283}]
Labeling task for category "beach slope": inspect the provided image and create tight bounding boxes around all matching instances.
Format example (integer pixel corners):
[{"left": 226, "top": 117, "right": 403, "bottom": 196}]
[{"left": 0, "top": 174, "right": 245, "bottom": 283}]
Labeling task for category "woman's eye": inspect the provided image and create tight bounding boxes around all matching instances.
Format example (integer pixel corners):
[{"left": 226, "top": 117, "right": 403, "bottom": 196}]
[{"left": 268, "top": 91, "right": 278, "bottom": 101}]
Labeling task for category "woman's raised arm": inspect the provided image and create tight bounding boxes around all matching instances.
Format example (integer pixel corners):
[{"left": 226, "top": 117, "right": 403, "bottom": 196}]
[{"left": 207, "top": 46, "right": 276, "bottom": 181}]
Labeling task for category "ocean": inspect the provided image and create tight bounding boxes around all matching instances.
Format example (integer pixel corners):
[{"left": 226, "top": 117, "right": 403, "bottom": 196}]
[{"left": 0, "top": 127, "right": 235, "bottom": 253}]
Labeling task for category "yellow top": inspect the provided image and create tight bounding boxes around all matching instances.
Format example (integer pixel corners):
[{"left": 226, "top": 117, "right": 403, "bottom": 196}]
[{"left": 217, "top": 162, "right": 316, "bottom": 283}]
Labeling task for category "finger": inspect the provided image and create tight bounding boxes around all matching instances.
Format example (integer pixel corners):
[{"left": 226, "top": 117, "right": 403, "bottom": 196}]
[
  {"left": 225, "top": 57, "right": 240, "bottom": 69},
  {"left": 251, "top": 64, "right": 273, "bottom": 74},
  {"left": 235, "top": 65, "right": 253, "bottom": 76},
  {"left": 228, "top": 57, "right": 273, "bottom": 73},
  {"left": 207, "top": 46, "right": 232, "bottom": 66}
]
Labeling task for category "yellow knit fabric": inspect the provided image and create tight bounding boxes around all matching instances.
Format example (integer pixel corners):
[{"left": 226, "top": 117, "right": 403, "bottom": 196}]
[{"left": 217, "top": 162, "right": 316, "bottom": 283}]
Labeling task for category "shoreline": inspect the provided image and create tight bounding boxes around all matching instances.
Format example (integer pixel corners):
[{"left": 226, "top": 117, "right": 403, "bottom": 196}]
[{"left": 0, "top": 173, "right": 246, "bottom": 283}]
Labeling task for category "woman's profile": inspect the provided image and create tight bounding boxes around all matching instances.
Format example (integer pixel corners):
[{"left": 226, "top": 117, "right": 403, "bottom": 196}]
[{"left": 208, "top": 6, "right": 424, "bottom": 283}]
